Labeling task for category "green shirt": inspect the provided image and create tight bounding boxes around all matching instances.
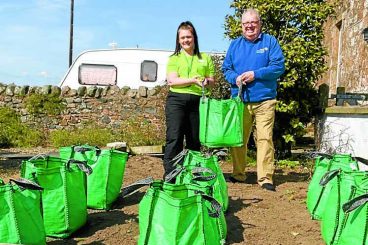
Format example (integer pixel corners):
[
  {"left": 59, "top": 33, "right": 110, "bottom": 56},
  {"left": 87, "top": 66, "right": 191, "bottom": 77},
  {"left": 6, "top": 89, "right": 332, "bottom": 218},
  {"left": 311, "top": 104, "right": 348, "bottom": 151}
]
[{"left": 166, "top": 52, "right": 215, "bottom": 96}]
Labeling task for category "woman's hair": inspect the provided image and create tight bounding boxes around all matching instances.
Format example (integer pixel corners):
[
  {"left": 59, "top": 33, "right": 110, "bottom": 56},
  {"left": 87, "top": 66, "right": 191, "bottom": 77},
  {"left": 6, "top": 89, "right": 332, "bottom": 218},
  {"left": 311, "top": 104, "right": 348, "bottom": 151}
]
[{"left": 172, "top": 21, "right": 201, "bottom": 59}]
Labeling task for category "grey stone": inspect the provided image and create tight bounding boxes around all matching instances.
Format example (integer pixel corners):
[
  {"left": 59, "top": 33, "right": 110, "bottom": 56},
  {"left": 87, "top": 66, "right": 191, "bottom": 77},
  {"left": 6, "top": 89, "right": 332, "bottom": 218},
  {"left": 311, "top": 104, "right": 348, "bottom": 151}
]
[
  {"left": 86, "top": 86, "right": 97, "bottom": 97},
  {"left": 5, "top": 85, "right": 15, "bottom": 96},
  {"left": 127, "top": 89, "right": 137, "bottom": 98},
  {"left": 101, "top": 115, "right": 111, "bottom": 124},
  {"left": 41, "top": 85, "right": 52, "bottom": 94},
  {"left": 0, "top": 85, "right": 6, "bottom": 95},
  {"left": 14, "top": 86, "right": 29, "bottom": 96},
  {"left": 69, "top": 89, "right": 77, "bottom": 96},
  {"left": 61, "top": 86, "right": 71, "bottom": 96},
  {"left": 77, "top": 86, "right": 87, "bottom": 96},
  {"left": 51, "top": 86, "right": 61, "bottom": 96},
  {"left": 138, "top": 86, "right": 148, "bottom": 97}
]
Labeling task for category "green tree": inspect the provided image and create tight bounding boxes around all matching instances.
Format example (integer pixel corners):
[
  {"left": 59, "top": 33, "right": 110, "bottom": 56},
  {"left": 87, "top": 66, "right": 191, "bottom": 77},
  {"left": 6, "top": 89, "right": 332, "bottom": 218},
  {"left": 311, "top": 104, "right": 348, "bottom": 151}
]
[{"left": 224, "top": 0, "right": 334, "bottom": 157}]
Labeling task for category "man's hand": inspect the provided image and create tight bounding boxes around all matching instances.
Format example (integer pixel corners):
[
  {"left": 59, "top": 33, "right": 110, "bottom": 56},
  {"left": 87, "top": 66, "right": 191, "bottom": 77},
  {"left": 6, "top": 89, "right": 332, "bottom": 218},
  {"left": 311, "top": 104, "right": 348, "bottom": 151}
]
[{"left": 241, "top": 71, "right": 255, "bottom": 84}]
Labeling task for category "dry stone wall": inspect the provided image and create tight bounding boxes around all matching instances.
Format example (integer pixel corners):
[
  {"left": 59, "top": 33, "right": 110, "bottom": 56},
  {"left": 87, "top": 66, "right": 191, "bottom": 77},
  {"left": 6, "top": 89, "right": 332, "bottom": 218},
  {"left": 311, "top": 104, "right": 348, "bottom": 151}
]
[{"left": 0, "top": 83, "right": 167, "bottom": 133}]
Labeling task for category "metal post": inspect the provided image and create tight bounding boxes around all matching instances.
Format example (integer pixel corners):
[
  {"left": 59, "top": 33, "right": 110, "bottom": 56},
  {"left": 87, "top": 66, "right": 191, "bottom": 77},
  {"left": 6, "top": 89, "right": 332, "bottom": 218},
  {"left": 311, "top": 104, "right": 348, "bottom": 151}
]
[{"left": 69, "top": 0, "right": 74, "bottom": 67}]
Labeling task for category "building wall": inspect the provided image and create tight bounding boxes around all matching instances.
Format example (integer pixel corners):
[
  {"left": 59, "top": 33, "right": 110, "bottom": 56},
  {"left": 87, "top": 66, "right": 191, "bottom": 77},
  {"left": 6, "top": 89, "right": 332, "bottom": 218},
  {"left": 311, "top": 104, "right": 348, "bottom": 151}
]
[{"left": 320, "top": 0, "right": 368, "bottom": 94}]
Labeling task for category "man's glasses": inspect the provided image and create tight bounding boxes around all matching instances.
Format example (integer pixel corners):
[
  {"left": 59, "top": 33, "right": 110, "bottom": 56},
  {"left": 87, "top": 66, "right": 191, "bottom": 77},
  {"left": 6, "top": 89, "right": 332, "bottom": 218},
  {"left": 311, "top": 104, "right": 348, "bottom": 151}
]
[{"left": 242, "top": 21, "right": 260, "bottom": 26}]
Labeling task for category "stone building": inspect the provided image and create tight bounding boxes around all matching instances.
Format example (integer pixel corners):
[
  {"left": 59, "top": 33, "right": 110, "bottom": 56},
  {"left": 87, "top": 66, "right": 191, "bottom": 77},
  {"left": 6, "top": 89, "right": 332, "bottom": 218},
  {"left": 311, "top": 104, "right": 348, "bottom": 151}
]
[{"left": 320, "top": 0, "right": 368, "bottom": 94}]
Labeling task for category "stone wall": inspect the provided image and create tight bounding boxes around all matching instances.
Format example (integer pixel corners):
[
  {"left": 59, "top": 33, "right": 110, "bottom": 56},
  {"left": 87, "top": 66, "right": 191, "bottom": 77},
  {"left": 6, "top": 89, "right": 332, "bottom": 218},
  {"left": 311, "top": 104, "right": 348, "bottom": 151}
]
[
  {"left": 0, "top": 83, "right": 167, "bottom": 132},
  {"left": 320, "top": 0, "right": 368, "bottom": 94}
]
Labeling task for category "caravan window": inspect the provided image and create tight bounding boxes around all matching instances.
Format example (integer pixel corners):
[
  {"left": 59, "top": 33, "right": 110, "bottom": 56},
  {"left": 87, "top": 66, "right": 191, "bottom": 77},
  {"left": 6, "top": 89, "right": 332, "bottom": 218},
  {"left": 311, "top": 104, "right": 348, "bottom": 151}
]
[
  {"left": 140, "top": 60, "right": 157, "bottom": 82},
  {"left": 78, "top": 64, "right": 117, "bottom": 86}
]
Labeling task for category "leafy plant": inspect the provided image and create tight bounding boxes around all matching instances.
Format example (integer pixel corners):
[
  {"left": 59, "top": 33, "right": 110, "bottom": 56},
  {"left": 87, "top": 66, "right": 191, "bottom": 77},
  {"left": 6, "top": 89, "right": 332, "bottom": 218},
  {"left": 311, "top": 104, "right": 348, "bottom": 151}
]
[
  {"left": 0, "top": 107, "right": 44, "bottom": 147},
  {"left": 49, "top": 125, "right": 117, "bottom": 147},
  {"left": 24, "top": 93, "right": 65, "bottom": 115},
  {"left": 224, "top": 0, "right": 335, "bottom": 157},
  {"left": 119, "top": 116, "right": 165, "bottom": 147}
]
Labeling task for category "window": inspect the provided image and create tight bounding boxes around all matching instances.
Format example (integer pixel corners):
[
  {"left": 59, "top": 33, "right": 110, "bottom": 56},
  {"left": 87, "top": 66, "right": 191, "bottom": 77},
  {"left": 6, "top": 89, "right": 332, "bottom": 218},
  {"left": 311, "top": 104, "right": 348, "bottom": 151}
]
[
  {"left": 78, "top": 64, "right": 117, "bottom": 86},
  {"left": 140, "top": 60, "right": 157, "bottom": 82}
]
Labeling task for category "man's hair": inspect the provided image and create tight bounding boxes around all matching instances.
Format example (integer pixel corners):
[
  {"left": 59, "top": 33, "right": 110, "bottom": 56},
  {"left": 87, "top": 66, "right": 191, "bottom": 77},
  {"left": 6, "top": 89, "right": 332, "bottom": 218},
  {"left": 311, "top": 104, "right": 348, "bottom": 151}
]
[{"left": 242, "top": 8, "right": 262, "bottom": 23}]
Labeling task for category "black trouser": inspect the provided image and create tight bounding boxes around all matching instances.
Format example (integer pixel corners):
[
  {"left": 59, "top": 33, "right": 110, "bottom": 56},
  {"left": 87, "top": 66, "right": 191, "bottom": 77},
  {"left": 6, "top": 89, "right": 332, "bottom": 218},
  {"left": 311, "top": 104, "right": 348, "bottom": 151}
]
[{"left": 163, "top": 91, "right": 201, "bottom": 176}]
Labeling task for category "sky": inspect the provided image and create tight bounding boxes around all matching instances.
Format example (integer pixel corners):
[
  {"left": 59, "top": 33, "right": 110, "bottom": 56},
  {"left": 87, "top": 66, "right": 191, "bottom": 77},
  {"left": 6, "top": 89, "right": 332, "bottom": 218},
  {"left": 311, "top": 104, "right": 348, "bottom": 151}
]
[{"left": 0, "top": 0, "right": 234, "bottom": 87}]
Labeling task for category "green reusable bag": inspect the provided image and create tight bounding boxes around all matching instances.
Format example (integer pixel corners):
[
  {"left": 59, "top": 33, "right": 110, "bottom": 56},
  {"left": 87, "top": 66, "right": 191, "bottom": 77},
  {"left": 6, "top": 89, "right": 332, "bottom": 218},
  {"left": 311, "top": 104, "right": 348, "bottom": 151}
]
[
  {"left": 59, "top": 145, "right": 129, "bottom": 209},
  {"left": 0, "top": 178, "right": 45, "bottom": 245},
  {"left": 199, "top": 87, "right": 244, "bottom": 148},
  {"left": 167, "top": 150, "right": 229, "bottom": 211},
  {"left": 138, "top": 180, "right": 227, "bottom": 245},
  {"left": 339, "top": 189, "right": 368, "bottom": 245},
  {"left": 20, "top": 156, "right": 91, "bottom": 238},
  {"left": 306, "top": 153, "right": 360, "bottom": 220},
  {"left": 320, "top": 170, "right": 368, "bottom": 244}
]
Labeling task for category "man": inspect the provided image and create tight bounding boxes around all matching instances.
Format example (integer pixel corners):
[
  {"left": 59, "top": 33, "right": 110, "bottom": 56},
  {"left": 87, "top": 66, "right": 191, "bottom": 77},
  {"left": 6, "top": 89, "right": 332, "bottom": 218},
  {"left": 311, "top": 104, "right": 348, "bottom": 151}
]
[{"left": 222, "top": 8, "right": 285, "bottom": 191}]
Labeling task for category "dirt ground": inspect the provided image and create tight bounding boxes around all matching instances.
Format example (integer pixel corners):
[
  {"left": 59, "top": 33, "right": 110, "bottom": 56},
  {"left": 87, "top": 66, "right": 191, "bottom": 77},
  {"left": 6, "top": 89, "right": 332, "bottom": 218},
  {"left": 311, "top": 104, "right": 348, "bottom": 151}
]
[{"left": 0, "top": 148, "right": 323, "bottom": 245}]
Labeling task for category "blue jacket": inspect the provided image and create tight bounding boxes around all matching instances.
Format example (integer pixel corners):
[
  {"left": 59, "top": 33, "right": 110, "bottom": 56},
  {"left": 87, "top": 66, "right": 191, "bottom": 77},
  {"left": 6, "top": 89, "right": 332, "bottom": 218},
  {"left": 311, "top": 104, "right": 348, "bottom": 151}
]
[{"left": 222, "top": 33, "right": 285, "bottom": 103}]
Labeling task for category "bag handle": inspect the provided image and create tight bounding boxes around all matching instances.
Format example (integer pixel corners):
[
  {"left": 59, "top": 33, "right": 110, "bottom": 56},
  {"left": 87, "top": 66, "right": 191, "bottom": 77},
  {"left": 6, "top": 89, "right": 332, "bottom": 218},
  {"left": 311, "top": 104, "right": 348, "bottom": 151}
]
[
  {"left": 28, "top": 154, "right": 48, "bottom": 161},
  {"left": 342, "top": 193, "right": 368, "bottom": 213},
  {"left": 74, "top": 145, "right": 101, "bottom": 156},
  {"left": 121, "top": 177, "right": 154, "bottom": 198},
  {"left": 353, "top": 156, "right": 368, "bottom": 166},
  {"left": 191, "top": 167, "right": 217, "bottom": 182},
  {"left": 164, "top": 167, "right": 185, "bottom": 183},
  {"left": 201, "top": 194, "right": 223, "bottom": 218},
  {"left": 170, "top": 149, "right": 189, "bottom": 167},
  {"left": 319, "top": 169, "right": 340, "bottom": 186},
  {"left": 9, "top": 178, "right": 43, "bottom": 191},
  {"left": 307, "top": 151, "right": 334, "bottom": 160},
  {"left": 66, "top": 159, "right": 93, "bottom": 175}
]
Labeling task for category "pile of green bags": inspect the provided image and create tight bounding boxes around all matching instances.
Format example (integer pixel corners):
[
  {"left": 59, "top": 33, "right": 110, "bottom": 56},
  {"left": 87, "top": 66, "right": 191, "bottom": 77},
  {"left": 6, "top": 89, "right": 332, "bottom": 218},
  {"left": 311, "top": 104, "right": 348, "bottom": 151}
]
[
  {"left": 306, "top": 152, "right": 368, "bottom": 244},
  {"left": 123, "top": 150, "right": 228, "bottom": 245}
]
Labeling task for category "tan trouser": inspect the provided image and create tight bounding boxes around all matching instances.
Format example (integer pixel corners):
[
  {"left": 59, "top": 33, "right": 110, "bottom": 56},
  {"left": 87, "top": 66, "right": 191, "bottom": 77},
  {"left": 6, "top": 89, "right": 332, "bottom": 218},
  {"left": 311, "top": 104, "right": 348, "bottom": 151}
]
[{"left": 230, "top": 99, "right": 276, "bottom": 185}]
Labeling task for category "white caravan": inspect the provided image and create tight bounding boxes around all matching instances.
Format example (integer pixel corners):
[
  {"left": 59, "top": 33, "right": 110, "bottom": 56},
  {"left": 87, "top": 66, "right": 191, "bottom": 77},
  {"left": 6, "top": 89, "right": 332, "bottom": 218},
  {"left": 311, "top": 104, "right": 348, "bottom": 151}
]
[{"left": 59, "top": 48, "right": 173, "bottom": 89}]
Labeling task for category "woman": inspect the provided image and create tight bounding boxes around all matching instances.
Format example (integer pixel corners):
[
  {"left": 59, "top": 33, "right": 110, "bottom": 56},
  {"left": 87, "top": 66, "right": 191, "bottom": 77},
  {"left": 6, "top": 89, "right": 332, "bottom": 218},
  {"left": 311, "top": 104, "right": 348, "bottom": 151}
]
[{"left": 163, "top": 21, "right": 215, "bottom": 176}]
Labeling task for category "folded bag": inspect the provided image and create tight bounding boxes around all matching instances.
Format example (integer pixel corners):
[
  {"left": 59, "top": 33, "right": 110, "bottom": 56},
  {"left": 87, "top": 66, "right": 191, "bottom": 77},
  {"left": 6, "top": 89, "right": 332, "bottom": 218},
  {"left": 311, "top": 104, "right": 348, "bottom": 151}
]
[
  {"left": 59, "top": 145, "right": 129, "bottom": 209},
  {"left": 199, "top": 84, "right": 244, "bottom": 148},
  {"left": 20, "top": 156, "right": 91, "bottom": 238},
  {"left": 0, "top": 178, "right": 45, "bottom": 245}
]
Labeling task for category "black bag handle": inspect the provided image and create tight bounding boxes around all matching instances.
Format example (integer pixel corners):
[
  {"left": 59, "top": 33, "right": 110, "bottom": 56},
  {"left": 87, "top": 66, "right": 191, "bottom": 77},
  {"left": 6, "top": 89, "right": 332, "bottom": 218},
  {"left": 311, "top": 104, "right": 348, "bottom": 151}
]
[
  {"left": 169, "top": 149, "right": 189, "bottom": 167},
  {"left": 307, "top": 151, "right": 334, "bottom": 160},
  {"left": 342, "top": 193, "right": 368, "bottom": 213},
  {"left": 9, "top": 178, "right": 43, "bottom": 191},
  {"left": 353, "top": 156, "right": 368, "bottom": 166},
  {"left": 191, "top": 167, "right": 217, "bottom": 182},
  {"left": 164, "top": 167, "right": 185, "bottom": 183},
  {"left": 319, "top": 169, "right": 340, "bottom": 186},
  {"left": 74, "top": 145, "right": 101, "bottom": 156},
  {"left": 66, "top": 159, "right": 93, "bottom": 175},
  {"left": 201, "top": 194, "right": 223, "bottom": 218},
  {"left": 121, "top": 177, "right": 154, "bottom": 198}
]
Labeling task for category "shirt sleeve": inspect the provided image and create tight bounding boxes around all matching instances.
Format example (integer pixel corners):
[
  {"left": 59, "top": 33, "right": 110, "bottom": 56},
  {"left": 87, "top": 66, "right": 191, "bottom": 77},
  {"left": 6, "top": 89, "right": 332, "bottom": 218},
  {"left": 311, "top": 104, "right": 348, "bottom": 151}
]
[
  {"left": 221, "top": 41, "right": 238, "bottom": 85},
  {"left": 253, "top": 36, "right": 285, "bottom": 80},
  {"left": 166, "top": 55, "right": 178, "bottom": 74},
  {"left": 207, "top": 54, "right": 215, "bottom": 77}
]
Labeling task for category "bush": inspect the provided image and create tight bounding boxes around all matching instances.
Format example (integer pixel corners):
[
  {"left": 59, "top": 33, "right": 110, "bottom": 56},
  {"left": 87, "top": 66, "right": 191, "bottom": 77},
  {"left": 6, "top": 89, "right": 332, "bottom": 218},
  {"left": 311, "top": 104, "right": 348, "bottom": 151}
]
[
  {"left": 0, "top": 107, "right": 44, "bottom": 147},
  {"left": 119, "top": 116, "right": 165, "bottom": 147},
  {"left": 49, "top": 126, "right": 117, "bottom": 147},
  {"left": 24, "top": 93, "right": 65, "bottom": 115}
]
